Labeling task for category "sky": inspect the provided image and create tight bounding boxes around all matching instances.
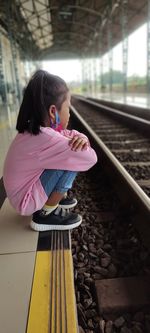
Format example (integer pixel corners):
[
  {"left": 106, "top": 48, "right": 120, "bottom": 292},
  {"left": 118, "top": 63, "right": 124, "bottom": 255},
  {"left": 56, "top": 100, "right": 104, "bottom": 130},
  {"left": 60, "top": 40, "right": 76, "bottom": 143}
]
[{"left": 42, "top": 23, "right": 147, "bottom": 82}]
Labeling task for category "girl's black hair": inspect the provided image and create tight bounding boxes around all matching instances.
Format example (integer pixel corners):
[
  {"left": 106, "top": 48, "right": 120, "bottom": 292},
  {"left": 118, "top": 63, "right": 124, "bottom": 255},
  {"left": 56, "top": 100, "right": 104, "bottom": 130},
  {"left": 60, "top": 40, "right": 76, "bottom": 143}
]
[{"left": 16, "top": 69, "right": 69, "bottom": 135}]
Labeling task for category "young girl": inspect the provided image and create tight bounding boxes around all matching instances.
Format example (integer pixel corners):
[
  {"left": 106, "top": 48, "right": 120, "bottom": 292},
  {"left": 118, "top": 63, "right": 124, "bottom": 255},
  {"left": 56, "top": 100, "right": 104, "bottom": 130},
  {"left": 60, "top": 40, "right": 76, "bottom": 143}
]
[{"left": 3, "top": 70, "right": 97, "bottom": 231}]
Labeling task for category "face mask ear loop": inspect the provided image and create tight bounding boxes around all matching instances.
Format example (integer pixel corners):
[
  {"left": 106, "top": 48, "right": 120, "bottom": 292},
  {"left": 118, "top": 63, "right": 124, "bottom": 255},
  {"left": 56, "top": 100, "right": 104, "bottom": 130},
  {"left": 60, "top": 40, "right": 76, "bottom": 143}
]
[
  {"left": 50, "top": 110, "right": 60, "bottom": 129},
  {"left": 55, "top": 111, "right": 60, "bottom": 125}
]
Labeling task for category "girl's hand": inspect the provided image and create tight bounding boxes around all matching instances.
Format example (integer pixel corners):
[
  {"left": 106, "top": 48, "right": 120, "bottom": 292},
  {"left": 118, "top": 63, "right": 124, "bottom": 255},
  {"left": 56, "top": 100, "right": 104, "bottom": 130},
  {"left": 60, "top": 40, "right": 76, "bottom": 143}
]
[{"left": 69, "top": 136, "right": 88, "bottom": 151}]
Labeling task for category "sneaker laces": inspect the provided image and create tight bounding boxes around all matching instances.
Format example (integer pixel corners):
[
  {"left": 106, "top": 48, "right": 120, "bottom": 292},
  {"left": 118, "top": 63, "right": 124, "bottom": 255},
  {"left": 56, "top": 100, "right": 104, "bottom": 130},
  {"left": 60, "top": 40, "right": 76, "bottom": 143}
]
[
  {"left": 40, "top": 209, "right": 49, "bottom": 216},
  {"left": 54, "top": 206, "right": 70, "bottom": 217},
  {"left": 39, "top": 206, "right": 70, "bottom": 217},
  {"left": 67, "top": 190, "right": 74, "bottom": 199}
]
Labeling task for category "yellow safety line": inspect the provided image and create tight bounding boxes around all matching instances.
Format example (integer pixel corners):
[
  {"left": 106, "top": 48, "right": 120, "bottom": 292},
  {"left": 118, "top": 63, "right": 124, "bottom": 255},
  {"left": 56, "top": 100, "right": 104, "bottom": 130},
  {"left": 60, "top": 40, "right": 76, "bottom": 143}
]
[
  {"left": 51, "top": 233, "right": 57, "bottom": 332},
  {"left": 27, "top": 232, "right": 78, "bottom": 333},
  {"left": 49, "top": 231, "right": 54, "bottom": 332},
  {"left": 56, "top": 233, "right": 61, "bottom": 333},
  {"left": 26, "top": 251, "right": 51, "bottom": 333},
  {"left": 61, "top": 234, "right": 67, "bottom": 333},
  {"left": 64, "top": 250, "right": 78, "bottom": 333}
]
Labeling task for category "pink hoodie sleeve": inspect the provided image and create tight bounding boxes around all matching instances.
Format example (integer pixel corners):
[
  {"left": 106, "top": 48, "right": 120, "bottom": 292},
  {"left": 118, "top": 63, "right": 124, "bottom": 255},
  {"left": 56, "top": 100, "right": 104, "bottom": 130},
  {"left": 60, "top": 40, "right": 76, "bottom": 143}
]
[
  {"left": 38, "top": 130, "right": 97, "bottom": 172},
  {"left": 60, "top": 128, "right": 89, "bottom": 141}
]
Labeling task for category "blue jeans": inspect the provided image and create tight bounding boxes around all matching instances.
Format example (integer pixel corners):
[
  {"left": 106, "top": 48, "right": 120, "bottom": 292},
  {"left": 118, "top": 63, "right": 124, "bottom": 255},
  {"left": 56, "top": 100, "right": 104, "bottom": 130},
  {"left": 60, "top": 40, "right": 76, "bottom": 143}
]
[{"left": 40, "top": 169, "right": 77, "bottom": 197}]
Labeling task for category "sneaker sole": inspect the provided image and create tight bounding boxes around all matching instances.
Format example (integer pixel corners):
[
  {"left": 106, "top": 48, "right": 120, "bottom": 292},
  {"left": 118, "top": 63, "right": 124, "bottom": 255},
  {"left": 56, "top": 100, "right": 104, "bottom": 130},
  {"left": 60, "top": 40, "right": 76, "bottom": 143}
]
[
  {"left": 30, "top": 215, "right": 82, "bottom": 232},
  {"left": 59, "top": 199, "right": 77, "bottom": 209}
]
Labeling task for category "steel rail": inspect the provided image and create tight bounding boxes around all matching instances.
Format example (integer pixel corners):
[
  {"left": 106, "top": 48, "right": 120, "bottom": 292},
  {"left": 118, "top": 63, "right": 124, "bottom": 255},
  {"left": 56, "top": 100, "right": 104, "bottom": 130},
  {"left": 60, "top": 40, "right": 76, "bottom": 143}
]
[
  {"left": 73, "top": 95, "right": 150, "bottom": 135},
  {"left": 87, "top": 97, "right": 150, "bottom": 121}
]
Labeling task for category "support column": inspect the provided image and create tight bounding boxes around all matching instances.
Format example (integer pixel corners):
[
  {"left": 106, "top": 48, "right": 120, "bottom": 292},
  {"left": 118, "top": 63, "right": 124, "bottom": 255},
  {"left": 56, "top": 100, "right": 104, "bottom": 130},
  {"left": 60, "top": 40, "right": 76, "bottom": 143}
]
[
  {"left": 81, "top": 56, "right": 86, "bottom": 94},
  {"left": 88, "top": 57, "right": 92, "bottom": 95},
  {"left": 84, "top": 58, "right": 89, "bottom": 96},
  {"left": 92, "top": 53, "right": 97, "bottom": 96},
  {"left": 0, "top": 32, "right": 12, "bottom": 127},
  {"left": 6, "top": 1, "right": 21, "bottom": 105},
  {"left": 108, "top": 16, "right": 113, "bottom": 97},
  {"left": 147, "top": 0, "right": 150, "bottom": 96},
  {"left": 9, "top": 35, "right": 21, "bottom": 105},
  {"left": 121, "top": 0, "right": 128, "bottom": 100},
  {"left": 0, "top": 34, "right": 7, "bottom": 104},
  {"left": 99, "top": 30, "right": 104, "bottom": 96}
]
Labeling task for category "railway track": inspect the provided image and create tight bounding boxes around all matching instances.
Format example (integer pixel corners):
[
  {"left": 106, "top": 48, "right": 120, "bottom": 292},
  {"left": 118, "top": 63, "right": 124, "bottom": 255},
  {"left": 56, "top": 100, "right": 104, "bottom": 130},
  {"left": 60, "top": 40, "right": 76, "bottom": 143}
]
[
  {"left": 69, "top": 101, "right": 150, "bottom": 333},
  {"left": 71, "top": 166, "right": 150, "bottom": 333},
  {"left": 71, "top": 96, "right": 150, "bottom": 200}
]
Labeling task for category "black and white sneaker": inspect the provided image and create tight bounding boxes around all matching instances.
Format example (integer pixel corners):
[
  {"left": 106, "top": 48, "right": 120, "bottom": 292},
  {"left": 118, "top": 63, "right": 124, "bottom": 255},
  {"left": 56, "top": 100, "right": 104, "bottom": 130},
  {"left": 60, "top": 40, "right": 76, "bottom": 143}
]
[
  {"left": 59, "top": 196, "right": 77, "bottom": 209},
  {"left": 30, "top": 206, "right": 82, "bottom": 232}
]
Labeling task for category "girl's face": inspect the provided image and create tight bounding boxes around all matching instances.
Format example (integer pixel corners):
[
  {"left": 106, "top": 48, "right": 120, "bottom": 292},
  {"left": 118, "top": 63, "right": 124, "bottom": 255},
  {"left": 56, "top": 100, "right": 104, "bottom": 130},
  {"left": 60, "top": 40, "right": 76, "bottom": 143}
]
[{"left": 59, "top": 92, "right": 71, "bottom": 129}]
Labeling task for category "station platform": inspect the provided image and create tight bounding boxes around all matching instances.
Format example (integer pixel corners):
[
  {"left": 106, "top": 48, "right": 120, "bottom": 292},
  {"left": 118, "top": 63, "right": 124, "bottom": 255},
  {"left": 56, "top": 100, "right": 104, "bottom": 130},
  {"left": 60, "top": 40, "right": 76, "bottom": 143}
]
[
  {"left": 0, "top": 199, "right": 38, "bottom": 333},
  {"left": 87, "top": 92, "right": 150, "bottom": 109}
]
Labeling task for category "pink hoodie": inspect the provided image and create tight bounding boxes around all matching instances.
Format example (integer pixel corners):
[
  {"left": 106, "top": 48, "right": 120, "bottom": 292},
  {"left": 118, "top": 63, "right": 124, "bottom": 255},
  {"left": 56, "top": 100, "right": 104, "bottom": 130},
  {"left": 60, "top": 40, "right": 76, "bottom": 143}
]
[{"left": 3, "top": 127, "right": 97, "bottom": 215}]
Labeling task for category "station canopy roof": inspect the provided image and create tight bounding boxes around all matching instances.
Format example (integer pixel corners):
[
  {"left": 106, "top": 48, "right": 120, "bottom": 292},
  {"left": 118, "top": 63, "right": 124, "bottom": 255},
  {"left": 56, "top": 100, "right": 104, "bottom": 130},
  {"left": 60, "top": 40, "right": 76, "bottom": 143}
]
[{"left": 0, "top": 0, "right": 148, "bottom": 60}]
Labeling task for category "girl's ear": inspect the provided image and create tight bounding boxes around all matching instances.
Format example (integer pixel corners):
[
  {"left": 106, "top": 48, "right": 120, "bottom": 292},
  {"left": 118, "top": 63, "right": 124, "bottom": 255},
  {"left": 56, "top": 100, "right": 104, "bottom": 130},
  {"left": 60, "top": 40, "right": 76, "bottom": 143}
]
[{"left": 49, "top": 105, "right": 56, "bottom": 120}]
